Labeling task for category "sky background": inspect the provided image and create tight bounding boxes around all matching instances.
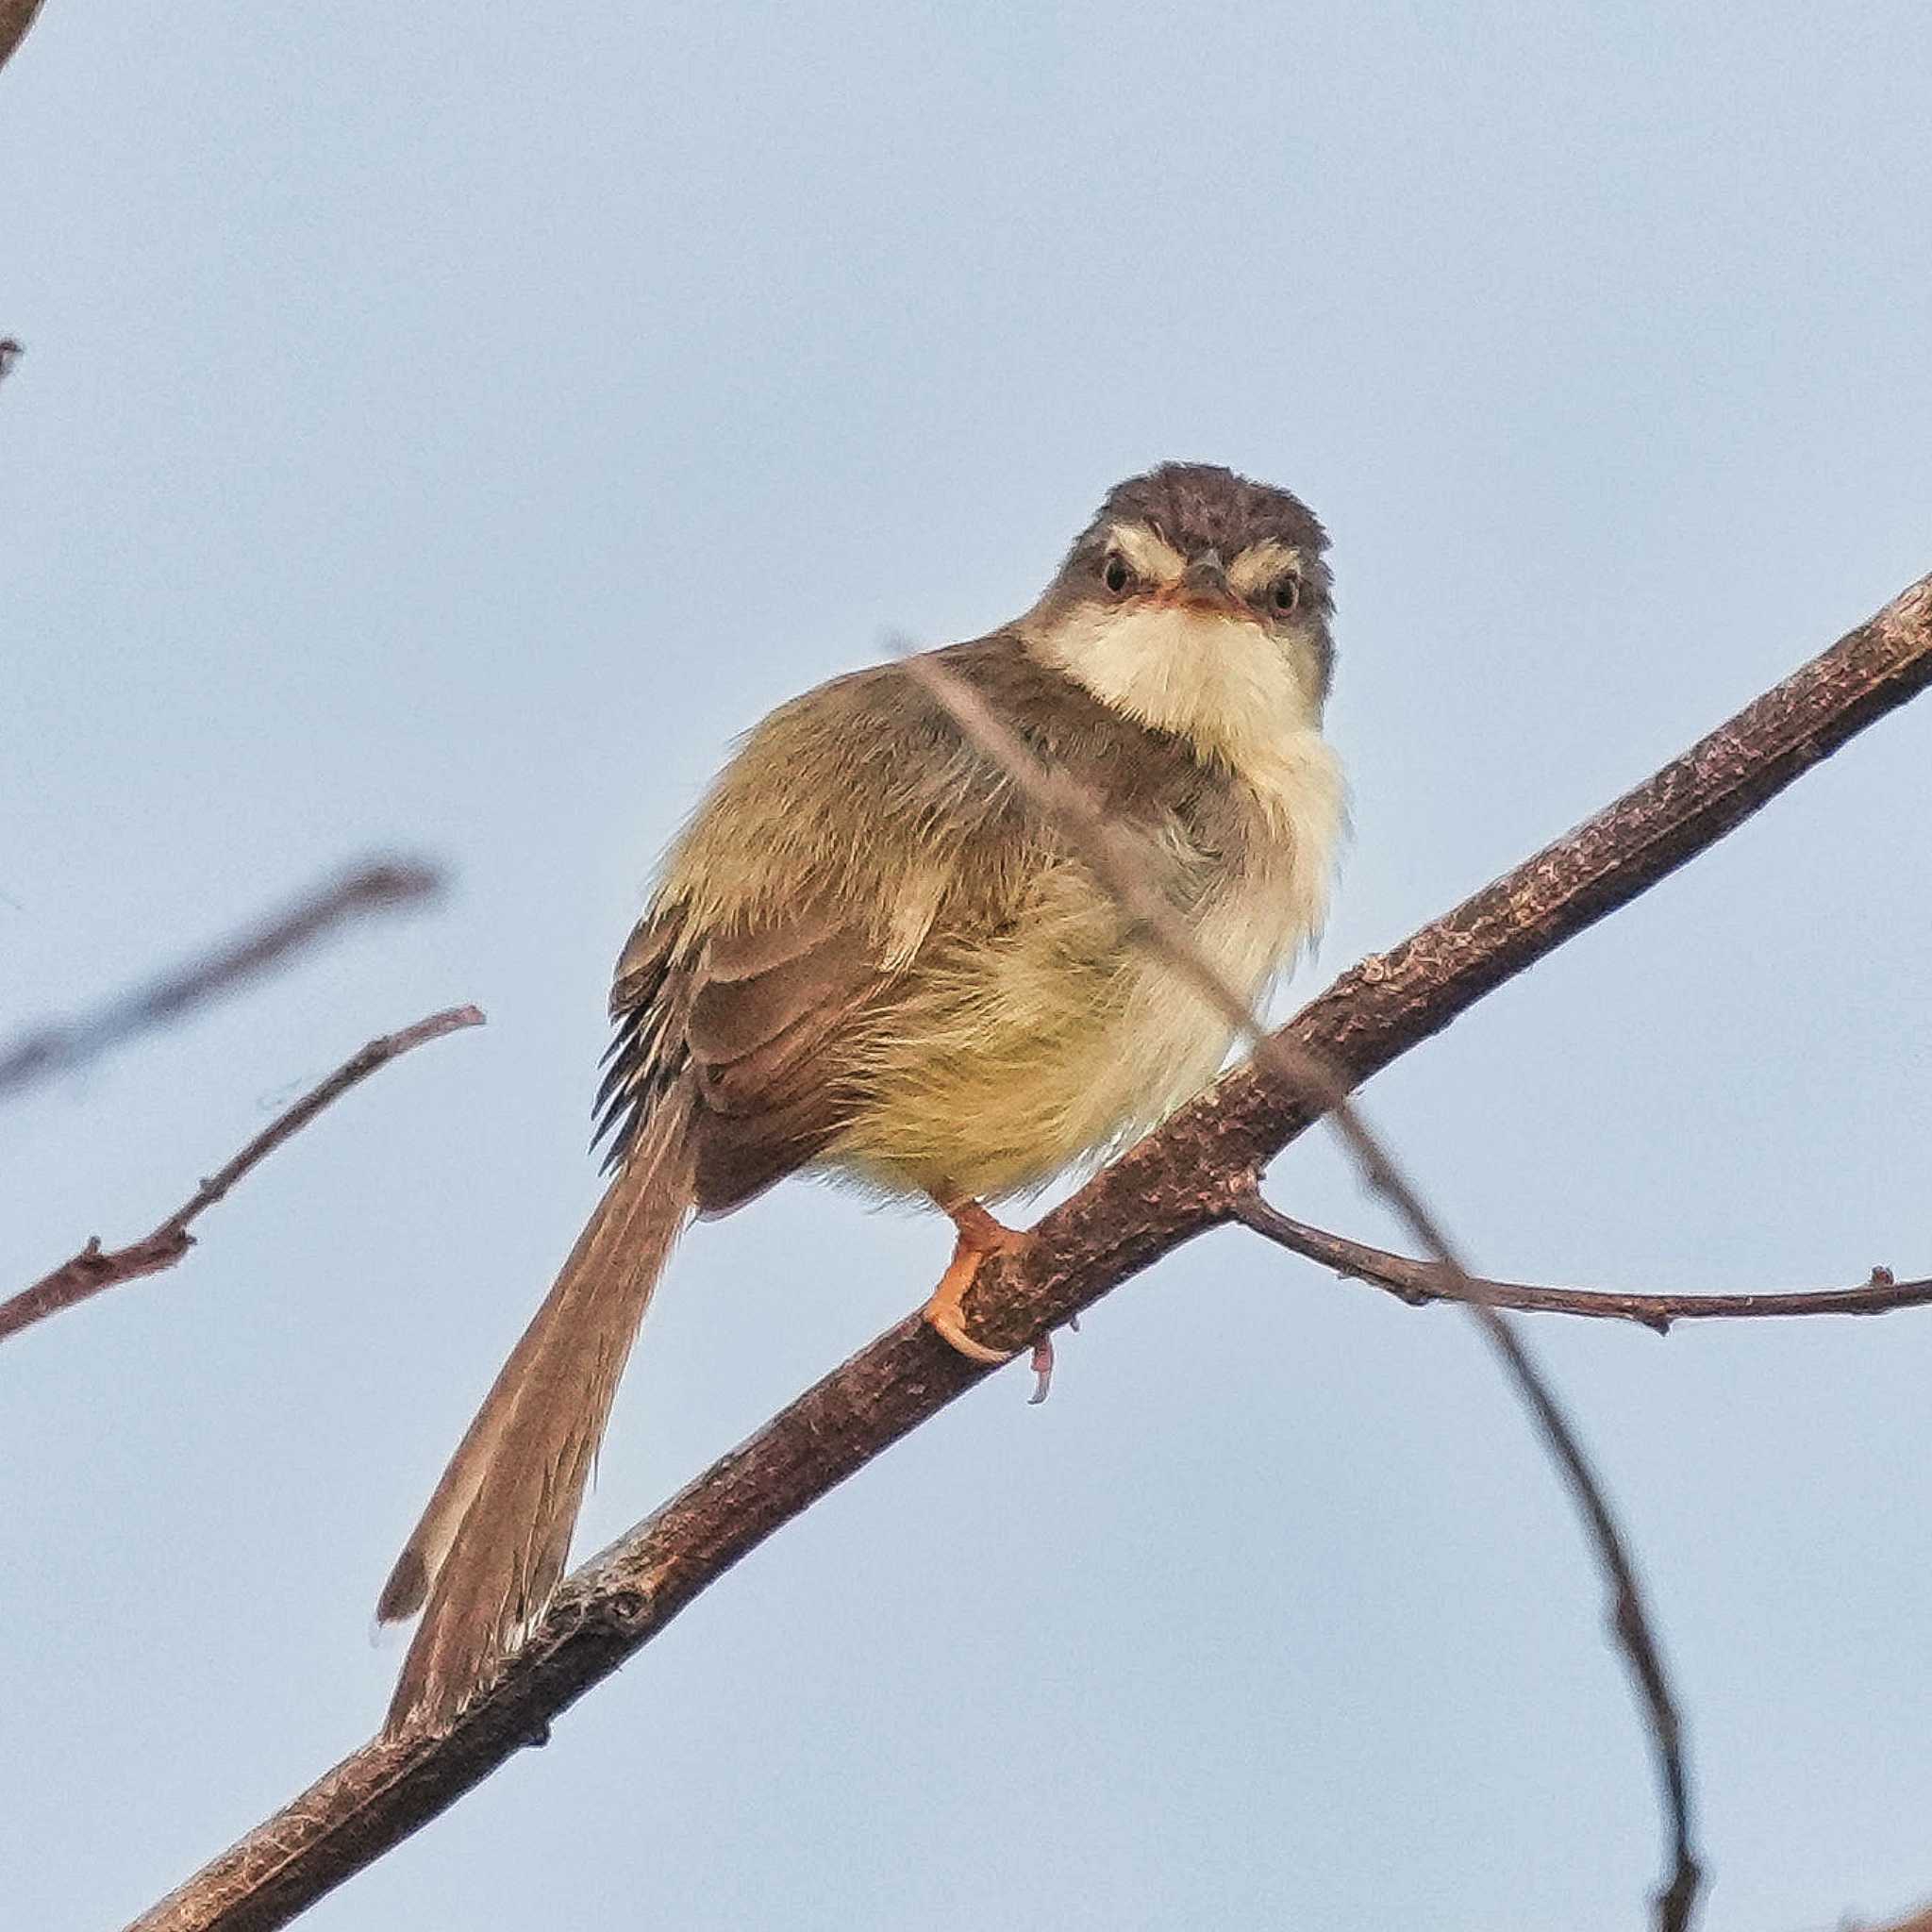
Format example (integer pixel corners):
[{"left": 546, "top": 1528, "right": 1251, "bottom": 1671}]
[{"left": 5, "top": 6, "right": 1932, "bottom": 1929}]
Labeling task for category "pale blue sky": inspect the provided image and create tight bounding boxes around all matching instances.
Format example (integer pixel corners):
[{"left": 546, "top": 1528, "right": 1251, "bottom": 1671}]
[{"left": 5, "top": 6, "right": 1932, "bottom": 1929}]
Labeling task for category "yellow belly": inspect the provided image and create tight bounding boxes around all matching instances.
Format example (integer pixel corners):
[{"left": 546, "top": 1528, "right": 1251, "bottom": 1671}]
[{"left": 828, "top": 834, "right": 1329, "bottom": 1203}]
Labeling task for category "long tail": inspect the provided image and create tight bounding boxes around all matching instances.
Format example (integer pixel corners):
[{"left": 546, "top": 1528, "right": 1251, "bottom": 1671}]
[{"left": 377, "top": 1084, "right": 696, "bottom": 1732}]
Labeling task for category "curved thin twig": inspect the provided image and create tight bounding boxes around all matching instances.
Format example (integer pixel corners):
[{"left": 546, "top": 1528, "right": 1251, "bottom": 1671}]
[
  {"left": 899, "top": 649, "right": 1701, "bottom": 1931},
  {"left": 0, "top": 857, "right": 444, "bottom": 1107},
  {"left": 126, "top": 567, "right": 1932, "bottom": 1932},
  {"left": 1230, "top": 1195, "right": 1932, "bottom": 1334},
  {"left": 0, "top": 1006, "right": 483, "bottom": 1346}
]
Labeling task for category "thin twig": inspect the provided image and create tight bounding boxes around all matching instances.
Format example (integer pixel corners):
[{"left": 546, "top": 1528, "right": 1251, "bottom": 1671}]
[
  {"left": 0, "top": 1006, "right": 483, "bottom": 1346},
  {"left": 0, "top": 858, "right": 444, "bottom": 1106},
  {"left": 0, "top": 0, "right": 43, "bottom": 77},
  {"left": 1231, "top": 1199, "right": 1932, "bottom": 1332},
  {"left": 125, "top": 568, "right": 1932, "bottom": 1932},
  {"left": 897, "top": 647, "right": 1700, "bottom": 1932},
  {"left": 1870, "top": 1904, "right": 1932, "bottom": 1932}
]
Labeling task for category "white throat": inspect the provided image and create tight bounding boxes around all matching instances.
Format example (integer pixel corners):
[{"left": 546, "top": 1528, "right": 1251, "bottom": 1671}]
[{"left": 1031, "top": 603, "right": 1340, "bottom": 835}]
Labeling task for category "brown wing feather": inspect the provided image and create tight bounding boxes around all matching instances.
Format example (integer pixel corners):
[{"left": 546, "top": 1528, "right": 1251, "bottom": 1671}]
[
  {"left": 595, "top": 636, "right": 1183, "bottom": 1207},
  {"left": 593, "top": 910, "right": 685, "bottom": 1170},
  {"left": 595, "top": 898, "right": 893, "bottom": 1216},
  {"left": 686, "top": 924, "right": 873, "bottom": 1062}
]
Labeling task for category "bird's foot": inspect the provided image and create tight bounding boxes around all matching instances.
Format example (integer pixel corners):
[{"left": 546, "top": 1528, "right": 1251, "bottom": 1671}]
[
  {"left": 1024, "top": 1308, "right": 1088, "bottom": 1403},
  {"left": 923, "top": 1200, "right": 1028, "bottom": 1367},
  {"left": 1026, "top": 1331, "right": 1056, "bottom": 1406}
]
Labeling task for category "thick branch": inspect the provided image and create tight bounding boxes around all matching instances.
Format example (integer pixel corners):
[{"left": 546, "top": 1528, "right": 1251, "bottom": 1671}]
[
  {"left": 127, "top": 570, "right": 1932, "bottom": 1932},
  {"left": 1232, "top": 1195, "right": 1932, "bottom": 1334},
  {"left": 0, "top": 1007, "right": 483, "bottom": 1346},
  {"left": 0, "top": 857, "right": 443, "bottom": 1107}
]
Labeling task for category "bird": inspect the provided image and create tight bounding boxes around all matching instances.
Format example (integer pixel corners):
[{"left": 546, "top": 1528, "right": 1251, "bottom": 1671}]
[{"left": 376, "top": 460, "right": 1346, "bottom": 1730}]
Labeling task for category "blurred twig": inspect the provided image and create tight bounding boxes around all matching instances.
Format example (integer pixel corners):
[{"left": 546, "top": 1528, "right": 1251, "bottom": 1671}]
[
  {"left": 0, "top": 858, "right": 443, "bottom": 1106},
  {"left": 899, "top": 648, "right": 1700, "bottom": 1931},
  {"left": 0, "top": 0, "right": 43, "bottom": 76},
  {"left": 0, "top": 1005, "right": 483, "bottom": 1346},
  {"left": 126, "top": 566, "right": 1932, "bottom": 1932},
  {"left": 1234, "top": 1200, "right": 1932, "bottom": 1333},
  {"left": 1869, "top": 1904, "right": 1932, "bottom": 1932}
]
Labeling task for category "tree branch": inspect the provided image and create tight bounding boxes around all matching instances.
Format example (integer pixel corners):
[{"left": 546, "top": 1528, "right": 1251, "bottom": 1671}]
[
  {"left": 0, "top": 858, "right": 444, "bottom": 1107},
  {"left": 1231, "top": 1195, "right": 1932, "bottom": 1333},
  {"left": 897, "top": 646, "right": 1701, "bottom": 1930},
  {"left": 0, "top": 0, "right": 44, "bottom": 78},
  {"left": 1, "top": 1006, "right": 483, "bottom": 1347},
  {"left": 1871, "top": 1904, "right": 1932, "bottom": 1932},
  {"left": 125, "top": 568, "right": 1932, "bottom": 1932}
]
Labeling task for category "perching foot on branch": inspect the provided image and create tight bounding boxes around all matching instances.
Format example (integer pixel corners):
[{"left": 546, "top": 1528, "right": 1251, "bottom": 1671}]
[{"left": 923, "top": 1197, "right": 1031, "bottom": 1370}]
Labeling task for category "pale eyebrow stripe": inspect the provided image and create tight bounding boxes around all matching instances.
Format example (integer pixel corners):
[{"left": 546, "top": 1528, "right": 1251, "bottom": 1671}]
[
  {"left": 1109, "top": 522, "right": 1186, "bottom": 584},
  {"left": 1227, "top": 540, "right": 1300, "bottom": 595}
]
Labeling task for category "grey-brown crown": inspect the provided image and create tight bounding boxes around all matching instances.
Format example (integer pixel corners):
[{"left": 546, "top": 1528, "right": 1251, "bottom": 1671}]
[{"left": 1073, "top": 461, "right": 1329, "bottom": 574}]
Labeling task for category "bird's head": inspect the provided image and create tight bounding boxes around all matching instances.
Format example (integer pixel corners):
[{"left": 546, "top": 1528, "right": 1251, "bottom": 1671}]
[{"left": 1024, "top": 462, "right": 1335, "bottom": 769}]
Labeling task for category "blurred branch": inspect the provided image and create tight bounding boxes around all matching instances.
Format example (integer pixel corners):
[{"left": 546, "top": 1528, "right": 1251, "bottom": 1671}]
[
  {"left": 0, "top": 1006, "right": 482, "bottom": 1346},
  {"left": 1870, "top": 1904, "right": 1932, "bottom": 1932},
  {"left": 0, "top": 858, "right": 443, "bottom": 1106},
  {"left": 1233, "top": 1197, "right": 1932, "bottom": 1333},
  {"left": 126, "top": 566, "right": 1932, "bottom": 1932},
  {"left": 0, "top": 338, "right": 20, "bottom": 384},
  {"left": 0, "top": 0, "right": 43, "bottom": 77},
  {"left": 900, "top": 649, "right": 1702, "bottom": 1928}
]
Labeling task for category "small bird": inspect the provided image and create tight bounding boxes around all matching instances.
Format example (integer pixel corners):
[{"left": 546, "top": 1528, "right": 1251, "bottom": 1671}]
[{"left": 378, "top": 461, "right": 1345, "bottom": 1728}]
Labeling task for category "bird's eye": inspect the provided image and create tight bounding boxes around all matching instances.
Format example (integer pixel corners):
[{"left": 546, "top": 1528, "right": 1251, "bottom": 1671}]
[
  {"left": 1102, "top": 553, "right": 1134, "bottom": 595},
  {"left": 1269, "top": 575, "right": 1301, "bottom": 615}
]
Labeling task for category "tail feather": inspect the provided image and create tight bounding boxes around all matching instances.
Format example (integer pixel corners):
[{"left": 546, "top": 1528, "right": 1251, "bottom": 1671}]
[{"left": 379, "top": 1087, "right": 696, "bottom": 1732}]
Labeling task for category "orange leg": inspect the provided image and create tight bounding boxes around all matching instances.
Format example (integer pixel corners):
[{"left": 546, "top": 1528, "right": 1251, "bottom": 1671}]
[
  {"left": 923, "top": 1198, "right": 1027, "bottom": 1367},
  {"left": 923, "top": 1198, "right": 1067, "bottom": 1403}
]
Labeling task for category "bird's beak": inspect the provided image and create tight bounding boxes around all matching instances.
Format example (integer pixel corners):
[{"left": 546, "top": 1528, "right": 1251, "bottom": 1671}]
[{"left": 1169, "top": 550, "right": 1242, "bottom": 616}]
